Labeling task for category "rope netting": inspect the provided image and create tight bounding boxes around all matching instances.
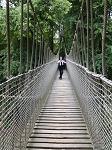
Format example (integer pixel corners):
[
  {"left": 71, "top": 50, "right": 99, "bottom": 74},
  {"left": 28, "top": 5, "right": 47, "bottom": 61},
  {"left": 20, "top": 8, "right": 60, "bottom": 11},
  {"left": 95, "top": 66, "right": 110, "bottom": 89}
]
[
  {"left": 0, "top": 0, "right": 59, "bottom": 149},
  {"left": 1, "top": 0, "right": 112, "bottom": 150},
  {"left": 66, "top": 1, "right": 112, "bottom": 149},
  {"left": 67, "top": 58, "right": 112, "bottom": 149},
  {"left": 66, "top": 0, "right": 112, "bottom": 149},
  {"left": 0, "top": 53, "right": 58, "bottom": 150}
]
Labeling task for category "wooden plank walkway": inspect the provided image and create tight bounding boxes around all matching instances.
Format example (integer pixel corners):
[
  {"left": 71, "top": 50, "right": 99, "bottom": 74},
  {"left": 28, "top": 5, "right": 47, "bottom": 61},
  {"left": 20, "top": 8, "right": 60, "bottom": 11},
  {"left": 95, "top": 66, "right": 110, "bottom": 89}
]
[{"left": 27, "top": 71, "right": 93, "bottom": 150}]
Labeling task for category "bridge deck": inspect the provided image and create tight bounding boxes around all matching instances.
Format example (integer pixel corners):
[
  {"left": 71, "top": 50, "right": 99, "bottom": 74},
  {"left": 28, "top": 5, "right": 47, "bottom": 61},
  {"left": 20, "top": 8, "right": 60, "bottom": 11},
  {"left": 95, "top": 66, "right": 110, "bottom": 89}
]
[{"left": 27, "top": 71, "right": 93, "bottom": 150}]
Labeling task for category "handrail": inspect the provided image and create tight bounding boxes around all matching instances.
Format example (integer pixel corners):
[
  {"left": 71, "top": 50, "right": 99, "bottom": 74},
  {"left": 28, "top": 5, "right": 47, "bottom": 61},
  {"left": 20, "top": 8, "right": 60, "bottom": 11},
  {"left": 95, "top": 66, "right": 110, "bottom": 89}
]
[
  {"left": 0, "top": 59, "right": 58, "bottom": 150},
  {"left": 67, "top": 59, "right": 112, "bottom": 150}
]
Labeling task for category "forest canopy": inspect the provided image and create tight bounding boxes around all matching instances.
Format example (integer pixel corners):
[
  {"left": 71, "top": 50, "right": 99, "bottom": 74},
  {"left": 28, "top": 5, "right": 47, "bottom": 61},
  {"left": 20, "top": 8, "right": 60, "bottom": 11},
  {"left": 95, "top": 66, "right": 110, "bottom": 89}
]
[{"left": 0, "top": 0, "right": 112, "bottom": 83}]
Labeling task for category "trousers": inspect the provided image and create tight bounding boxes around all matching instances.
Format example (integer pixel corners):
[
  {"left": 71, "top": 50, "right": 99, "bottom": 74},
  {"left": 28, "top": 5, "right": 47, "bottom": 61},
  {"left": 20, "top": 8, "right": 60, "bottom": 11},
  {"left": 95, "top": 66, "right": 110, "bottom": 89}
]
[{"left": 59, "top": 68, "right": 63, "bottom": 79}]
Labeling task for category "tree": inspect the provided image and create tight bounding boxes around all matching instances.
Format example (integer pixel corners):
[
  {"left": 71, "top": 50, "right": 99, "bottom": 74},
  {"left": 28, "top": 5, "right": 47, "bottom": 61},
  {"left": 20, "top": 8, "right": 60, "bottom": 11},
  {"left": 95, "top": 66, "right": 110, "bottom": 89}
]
[{"left": 0, "top": 0, "right": 71, "bottom": 83}]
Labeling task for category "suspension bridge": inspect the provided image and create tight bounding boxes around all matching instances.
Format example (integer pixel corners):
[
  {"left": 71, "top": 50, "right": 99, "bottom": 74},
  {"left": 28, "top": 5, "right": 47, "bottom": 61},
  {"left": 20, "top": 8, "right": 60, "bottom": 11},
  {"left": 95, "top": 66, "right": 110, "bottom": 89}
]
[{"left": 0, "top": 0, "right": 112, "bottom": 150}]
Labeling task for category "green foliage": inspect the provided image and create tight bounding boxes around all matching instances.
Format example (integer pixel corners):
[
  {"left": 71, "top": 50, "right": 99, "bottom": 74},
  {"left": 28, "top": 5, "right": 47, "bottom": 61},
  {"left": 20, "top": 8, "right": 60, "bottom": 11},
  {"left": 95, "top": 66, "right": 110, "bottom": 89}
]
[
  {"left": 0, "top": 0, "right": 112, "bottom": 83},
  {"left": 63, "top": 0, "right": 112, "bottom": 80},
  {"left": 0, "top": 0, "right": 71, "bottom": 83},
  {"left": 0, "top": 9, "right": 6, "bottom": 47},
  {"left": 63, "top": 0, "right": 81, "bottom": 53}
]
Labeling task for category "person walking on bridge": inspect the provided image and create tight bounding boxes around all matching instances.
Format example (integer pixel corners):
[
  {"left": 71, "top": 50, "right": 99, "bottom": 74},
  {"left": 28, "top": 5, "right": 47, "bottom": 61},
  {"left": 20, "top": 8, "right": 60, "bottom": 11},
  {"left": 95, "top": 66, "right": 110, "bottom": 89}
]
[{"left": 58, "top": 57, "right": 66, "bottom": 79}]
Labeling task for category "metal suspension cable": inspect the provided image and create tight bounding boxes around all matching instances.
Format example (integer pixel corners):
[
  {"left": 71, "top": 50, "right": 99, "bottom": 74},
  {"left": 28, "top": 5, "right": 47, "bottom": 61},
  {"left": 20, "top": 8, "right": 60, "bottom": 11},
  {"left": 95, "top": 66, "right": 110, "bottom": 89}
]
[
  {"left": 28, "top": 0, "right": 56, "bottom": 68},
  {"left": 3, "top": 0, "right": 58, "bottom": 83},
  {"left": 29, "top": 0, "right": 44, "bottom": 37},
  {"left": 86, "top": 0, "right": 89, "bottom": 69},
  {"left": 81, "top": 12, "right": 86, "bottom": 67},
  {"left": 102, "top": 0, "right": 108, "bottom": 76},
  {"left": 90, "top": 0, "right": 96, "bottom": 73},
  {"left": 27, "top": 0, "right": 38, "bottom": 70},
  {"left": 76, "top": 22, "right": 81, "bottom": 64},
  {"left": 20, "top": 0, "right": 23, "bottom": 74},
  {"left": 69, "top": 0, "right": 109, "bottom": 75},
  {"left": 79, "top": 20, "right": 85, "bottom": 66},
  {"left": 6, "top": 0, "right": 11, "bottom": 78},
  {"left": 26, "top": 0, "right": 30, "bottom": 72},
  {"left": 34, "top": 25, "right": 38, "bottom": 68},
  {"left": 40, "top": 35, "right": 44, "bottom": 65},
  {"left": 30, "top": 15, "right": 36, "bottom": 70},
  {"left": 67, "top": 0, "right": 86, "bottom": 66},
  {"left": 40, "top": 35, "right": 43, "bottom": 65},
  {"left": 38, "top": 35, "right": 42, "bottom": 66},
  {"left": 70, "top": 0, "right": 90, "bottom": 70},
  {"left": 73, "top": 34, "right": 77, "bottom": 62}
]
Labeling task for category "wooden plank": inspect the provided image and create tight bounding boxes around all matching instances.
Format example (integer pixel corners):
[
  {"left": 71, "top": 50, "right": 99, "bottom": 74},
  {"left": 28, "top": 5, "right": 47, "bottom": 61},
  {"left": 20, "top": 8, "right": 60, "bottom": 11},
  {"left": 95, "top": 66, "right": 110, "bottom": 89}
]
[
  {"left": 41, "top": 110, "right": 82, "bottom": 112},
  {"left": 39, "top": 112, "right": 82, "bottom": 115},
  {"left": 38, "top": 118, "right": 84, "bottom": 121},
  {"left": 39, "top": 115, "right": 83, "bottom": 118},
  {"left": 27, "top": 143, "right": 93, "bottom": 149},
  {"left": 32, "top": 129, "right": 88, "bottom": 134},
  {"left": 34, "top": 126, "right": 87, "bottom": 130},
  {"left": 41, "top": 107, "right": 80, "bottom": 109},
  {"left": 27, "top": 71, "right": 93, "bottom": 150},
  {"left": 28, "top": 138, "right": 92, "bottom": 144},
  {"left": 35, "top": 123, "right": 86, "bottom": 127},
  {"left": 30, "top": 133, "right": 91, "bottom": 139},
  {"left": 37, "top": 120, "right": 85, "bottom": 124},
  {"left": 27, "top": 148, "right": 93, "bottom": 150}
]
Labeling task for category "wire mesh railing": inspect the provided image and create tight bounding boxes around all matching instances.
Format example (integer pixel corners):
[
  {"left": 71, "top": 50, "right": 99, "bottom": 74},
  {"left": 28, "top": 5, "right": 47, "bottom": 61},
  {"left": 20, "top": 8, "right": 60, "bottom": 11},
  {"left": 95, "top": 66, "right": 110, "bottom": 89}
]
[
  {"left": 67, "top": 59, "right": 112, "bottom": 150},
  {"left": 0, "top": 58, "right": 58, "bottom": 150}
]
